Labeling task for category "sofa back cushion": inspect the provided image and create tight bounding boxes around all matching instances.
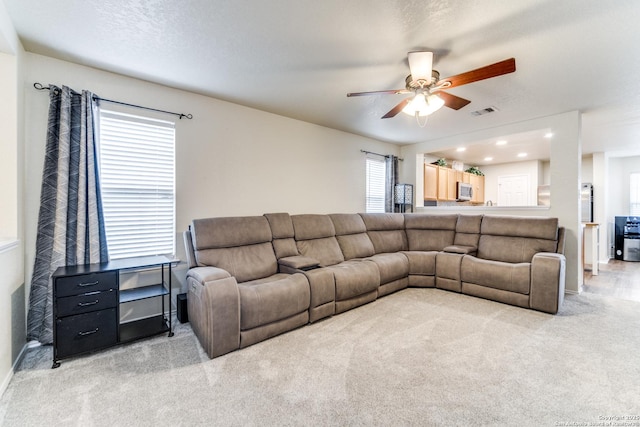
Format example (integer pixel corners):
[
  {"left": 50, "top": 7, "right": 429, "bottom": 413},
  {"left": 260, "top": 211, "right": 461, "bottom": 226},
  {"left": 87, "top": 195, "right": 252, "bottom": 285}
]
[
  {"left": 360, "top": 213, "right": 408, "bottom": 254},
  {"left": 404, "top": 214, "right": 457, "bottom": 251},
  {"left": 191, "top": 216, "right": 278, "bottom": 283},
  {"left": 477, "top": 215, "right": 559, "bottom": 263},
  {"left": 453, "top": 214, "right": 483, "bottom": 248},
  {"left": 264, "top": 212, "right": 299, "bottom": 259},
  {"left": 329, "top": 213, "right": 375, "bottom": 260},
  {"left": 291, "top": 214, "right": 345, "bottom": 267}
]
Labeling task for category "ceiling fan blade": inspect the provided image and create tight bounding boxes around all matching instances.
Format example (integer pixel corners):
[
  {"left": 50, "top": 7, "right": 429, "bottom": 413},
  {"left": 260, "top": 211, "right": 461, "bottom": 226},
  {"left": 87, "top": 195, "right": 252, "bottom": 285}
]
[
  {"left": 382, "top": 98, "right": 412, "bottom": 119},
  {"left": 347, "top": 89, "right": 410, "bottom": 97},
  {"left": 438, "top": 58, "right": 516, "bottom": 89},
  {"left": 435, "top": 91, "right": 471, "bottom": 110},
  {"left": 408, "top": 51, "right": 433, "bottom": 83}
]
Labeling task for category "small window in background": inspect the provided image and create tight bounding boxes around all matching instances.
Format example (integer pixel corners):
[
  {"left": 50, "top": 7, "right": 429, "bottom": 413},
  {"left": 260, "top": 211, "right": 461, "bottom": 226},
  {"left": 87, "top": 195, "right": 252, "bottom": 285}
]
[
  {"left": 98, "top": 110, "right": 176, "bottom": 259},
  {"left": 366, "top": 156, "right": 386, "bottom": 213}
]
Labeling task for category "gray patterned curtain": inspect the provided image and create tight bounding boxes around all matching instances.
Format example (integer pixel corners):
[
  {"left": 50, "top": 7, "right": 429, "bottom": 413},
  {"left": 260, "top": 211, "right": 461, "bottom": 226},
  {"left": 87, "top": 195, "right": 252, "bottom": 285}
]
[
  {"left": 27, "top": 85, "right": 109, "bottom": 344},
  {"left": 385, "top": 155, "right": 399, "bottom": 213}
]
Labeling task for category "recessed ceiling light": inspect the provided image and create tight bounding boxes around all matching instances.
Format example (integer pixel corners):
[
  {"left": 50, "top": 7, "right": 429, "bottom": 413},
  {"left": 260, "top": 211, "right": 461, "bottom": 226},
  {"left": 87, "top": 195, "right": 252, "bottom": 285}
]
[
  {"left": 517, "top": 152, "right": 527, "bottom": 158},
  {"left": 456, "top": 147, "right": 466, "bottom": 152},
  {"left": 496, "top": 140, "right": 507, "bottom": 146},
  {"left": 484, "top": 157, "right": 493, "bottom": 161},
  {"left": 544, "top": 132, "right": 554, "bottom": 138}
]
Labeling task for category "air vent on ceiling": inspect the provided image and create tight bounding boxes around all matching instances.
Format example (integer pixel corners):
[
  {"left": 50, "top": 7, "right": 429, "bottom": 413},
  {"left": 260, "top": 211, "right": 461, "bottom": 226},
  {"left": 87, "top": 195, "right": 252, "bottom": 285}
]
[{"left": 470, "top": 106, "right": 499, "bottom": 116}]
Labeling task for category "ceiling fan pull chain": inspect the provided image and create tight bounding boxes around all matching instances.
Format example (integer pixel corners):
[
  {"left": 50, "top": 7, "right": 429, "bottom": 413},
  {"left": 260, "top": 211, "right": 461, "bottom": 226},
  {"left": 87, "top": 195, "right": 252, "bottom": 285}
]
[{"left": 416, "top": 112, "right": 428, "bottom": 128}]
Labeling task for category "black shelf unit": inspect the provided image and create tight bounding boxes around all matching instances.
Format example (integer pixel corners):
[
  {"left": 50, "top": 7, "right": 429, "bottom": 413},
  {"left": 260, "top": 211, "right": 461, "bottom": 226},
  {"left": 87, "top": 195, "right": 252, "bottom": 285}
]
[
  {"left": 120, "top": 284, "right": 169, "bottom": 303},
  {"left": 51, "top": 255, "right": 174, "bottom": 368},
  {"left": 120, "top": 315, "right": 170, "bottom": 343}
]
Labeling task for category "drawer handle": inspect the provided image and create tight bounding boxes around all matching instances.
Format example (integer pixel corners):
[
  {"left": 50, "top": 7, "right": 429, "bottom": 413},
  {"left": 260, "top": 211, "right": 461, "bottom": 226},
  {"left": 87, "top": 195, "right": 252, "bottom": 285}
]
[
  {"left": 78, "top": 281, "right": 99, "bottom": 287},
  {"left": 77, "top": 300, "right": 99, "bottom": 307},
  {"left": 78, "top": 328, "right": 99, "bottom": 336}
]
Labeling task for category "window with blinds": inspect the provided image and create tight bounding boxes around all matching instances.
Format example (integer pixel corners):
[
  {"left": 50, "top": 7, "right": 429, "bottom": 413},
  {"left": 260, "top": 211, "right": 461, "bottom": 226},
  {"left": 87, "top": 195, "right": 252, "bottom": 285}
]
[
  {"left": 366, "top": 156, "right": 386, "bottom": 213},
  {"left": 631, "top": 173, "right": 640, "bottom": 216},
  {"left": 98, "top": 110, "right": 176, "bottom": 260}
]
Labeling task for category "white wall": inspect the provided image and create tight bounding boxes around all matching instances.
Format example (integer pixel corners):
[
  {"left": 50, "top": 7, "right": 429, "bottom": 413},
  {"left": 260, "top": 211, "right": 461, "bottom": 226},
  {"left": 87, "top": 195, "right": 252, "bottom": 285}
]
[
  {"left": 0, "top": 52, "right": 17, "bottom": 239},
  {"left": 607, "top": 155, "right": 640, "bottom": 217},
  {"left": 542, "top": 160, "right": 551, "bottom": 184},
  {"left": 482, "top": 159, "right": 541, "bottom": 206},
  {"left": 0, "top": 4, "right": 26, "bottom": 397},
  {"left": 401, "top": 111, "right": 582, "bottom": 293},
  {"left": 582, "top": 155, "right": 593, "bottom": 184},
  {"left": 22, "top": 53, "right": 400, "bottom": 296}
]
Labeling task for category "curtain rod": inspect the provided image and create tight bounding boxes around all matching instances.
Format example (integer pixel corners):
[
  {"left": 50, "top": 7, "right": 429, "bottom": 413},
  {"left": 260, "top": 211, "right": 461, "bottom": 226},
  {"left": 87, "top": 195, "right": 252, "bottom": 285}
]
[
  {"left": 360, "top": 149, "right": 404, "bottom": 161},
  {"left": 34, "top": 82, "right": 193, "bottom": 120}
]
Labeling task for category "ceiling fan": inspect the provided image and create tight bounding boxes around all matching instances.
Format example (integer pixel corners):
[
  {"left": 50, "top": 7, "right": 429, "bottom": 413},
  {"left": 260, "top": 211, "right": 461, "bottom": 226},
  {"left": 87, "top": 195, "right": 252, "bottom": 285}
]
[{"left": 347, "top": 52, "right": 516, "bottom": 123}]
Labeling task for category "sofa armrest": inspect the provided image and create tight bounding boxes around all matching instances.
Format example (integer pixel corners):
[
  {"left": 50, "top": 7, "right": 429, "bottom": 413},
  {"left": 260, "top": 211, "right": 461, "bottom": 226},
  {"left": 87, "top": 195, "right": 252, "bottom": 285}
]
[
  {"left": 443, "top": 245, "right": 477, "bottom": 255},
  {"left": 187, "top": 268, "right": 240, "bottom": 358},
  {"left": 530, "top": 252, "right": 566, "bottom": 314},
  {"left": 279, "top": 256, "right": 320, "bottom": 271},
  {"left": 187, "top": 266, "right": 232, "bottom": 284}
]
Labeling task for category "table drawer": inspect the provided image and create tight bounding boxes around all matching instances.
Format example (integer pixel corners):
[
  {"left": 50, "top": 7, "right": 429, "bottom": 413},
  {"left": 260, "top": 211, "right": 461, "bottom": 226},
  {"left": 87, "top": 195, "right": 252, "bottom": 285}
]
[
  {"left": 55, "top": 308, "right": 117, "bottom": 358},
  {"left": 56, "top": 271, "right": 117, "bottom": 298},
  {"left": 56, "top": 289, "right": 117, "bottom": 317}
]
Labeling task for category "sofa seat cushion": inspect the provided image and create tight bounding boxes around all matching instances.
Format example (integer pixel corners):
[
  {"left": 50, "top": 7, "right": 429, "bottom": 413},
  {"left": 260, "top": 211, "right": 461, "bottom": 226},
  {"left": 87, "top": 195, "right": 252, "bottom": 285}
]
[
  {"left": 326, "top": 260, "right": 380, "bottom": 301},
  {"left": 402, "top": 251, "right": 437, "bottom": 276},
  {"left": 238, "top": 273, "right": 310, "bottom": 330},
  {"left": 461, "top": 256, "right": 531, "bottom": 295},
  {"left": 365, "top": 253, "right": 409, "bottom": 284}
]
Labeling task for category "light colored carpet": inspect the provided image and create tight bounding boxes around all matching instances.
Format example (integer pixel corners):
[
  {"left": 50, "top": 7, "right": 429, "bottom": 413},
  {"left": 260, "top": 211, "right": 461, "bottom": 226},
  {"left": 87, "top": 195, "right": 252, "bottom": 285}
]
[{"left": 1, "top": 288, "right": 639, "bottom": 426}]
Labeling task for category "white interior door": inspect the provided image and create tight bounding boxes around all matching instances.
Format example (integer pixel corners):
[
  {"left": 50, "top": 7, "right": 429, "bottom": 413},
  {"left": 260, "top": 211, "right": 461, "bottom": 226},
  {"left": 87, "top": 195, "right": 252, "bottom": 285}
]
[{"left": 498, "top": 174, "right": 530, "bottom": 206}]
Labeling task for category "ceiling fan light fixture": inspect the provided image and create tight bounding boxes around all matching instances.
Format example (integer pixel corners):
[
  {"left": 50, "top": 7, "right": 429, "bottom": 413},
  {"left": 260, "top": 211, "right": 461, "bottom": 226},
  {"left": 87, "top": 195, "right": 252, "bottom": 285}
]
[
  {"left": 407, "top": 51, "right": 433, "bottom": 83},
  {"left": 402, "top": 93, "right": 445, "bottom": 117}
]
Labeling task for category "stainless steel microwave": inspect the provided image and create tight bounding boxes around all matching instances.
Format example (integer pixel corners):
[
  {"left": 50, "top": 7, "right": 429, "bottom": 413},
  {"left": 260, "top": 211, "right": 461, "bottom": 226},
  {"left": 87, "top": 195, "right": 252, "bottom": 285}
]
[{"left": 457, "top": 182, "right": 473, "bottom": 201}]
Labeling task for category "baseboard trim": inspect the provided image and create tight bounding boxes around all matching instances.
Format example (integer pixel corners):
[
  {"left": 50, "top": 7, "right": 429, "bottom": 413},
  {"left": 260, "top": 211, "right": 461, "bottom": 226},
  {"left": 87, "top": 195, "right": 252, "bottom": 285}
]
[{"left": 0, "top": 342, "right": 29, "bottom": 399}]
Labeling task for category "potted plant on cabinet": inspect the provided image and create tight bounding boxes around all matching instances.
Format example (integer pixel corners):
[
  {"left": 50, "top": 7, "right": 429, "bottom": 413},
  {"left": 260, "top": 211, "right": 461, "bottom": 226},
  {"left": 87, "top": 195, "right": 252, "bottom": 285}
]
[{"left": 465, "top": 166, "right": 484, "bottom": 176}]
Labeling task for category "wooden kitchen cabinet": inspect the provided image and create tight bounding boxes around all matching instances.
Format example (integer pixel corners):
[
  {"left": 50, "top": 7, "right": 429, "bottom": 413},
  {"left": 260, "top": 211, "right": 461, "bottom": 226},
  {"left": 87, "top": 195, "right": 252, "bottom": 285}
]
[
  {"left": 424, "top": 164, "right": 457, "bottom": 201},
  {"left": 437, "top": 167, "right": 449, "bottom": 200},
  {"left": 469, "top": 174, "right": 485, "bottom": 203},
  {"left": 423, "top": 164, "right": 438, "bottom": 200},
  {"left": 424, "top": 164, "right": 485, "bottom": 203},
  {"left": 445, "top": 168, "right": 457, "bottom": 201}
]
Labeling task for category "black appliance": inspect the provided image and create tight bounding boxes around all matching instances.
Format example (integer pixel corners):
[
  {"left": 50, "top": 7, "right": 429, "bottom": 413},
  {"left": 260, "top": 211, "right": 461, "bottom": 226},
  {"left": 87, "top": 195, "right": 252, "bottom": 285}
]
[
  {"left": 177, "top": 293, "right": 189, "bottom": 323},
  {"left": 614, "top": 216, "right": 640, "bottom": 261}
]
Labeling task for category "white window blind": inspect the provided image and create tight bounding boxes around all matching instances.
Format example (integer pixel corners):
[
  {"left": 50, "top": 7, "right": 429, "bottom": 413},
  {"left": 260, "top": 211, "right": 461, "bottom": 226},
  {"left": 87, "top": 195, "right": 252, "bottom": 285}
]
[
  {"left": 631, "top": 173, "right": 640, "bottom": 215},
  {"left": 366, "top": 156, "right": 386, "bottom": 213},
  {"left": 98, "top": 110, "right": 176, "bottom": 260}
]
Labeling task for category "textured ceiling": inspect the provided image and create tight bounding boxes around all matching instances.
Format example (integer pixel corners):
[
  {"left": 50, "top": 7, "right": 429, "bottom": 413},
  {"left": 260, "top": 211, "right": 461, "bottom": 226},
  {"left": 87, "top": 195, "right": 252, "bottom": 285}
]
[{"left": 5, "top": 0, "right": 640, "bottom": 162}]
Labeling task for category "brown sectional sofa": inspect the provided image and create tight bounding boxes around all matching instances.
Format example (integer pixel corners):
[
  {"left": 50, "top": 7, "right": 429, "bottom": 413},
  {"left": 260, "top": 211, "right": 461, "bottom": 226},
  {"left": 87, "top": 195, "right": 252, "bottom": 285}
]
[{"left": 183, "top": 213, "right": 566, "bottom": 359}]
